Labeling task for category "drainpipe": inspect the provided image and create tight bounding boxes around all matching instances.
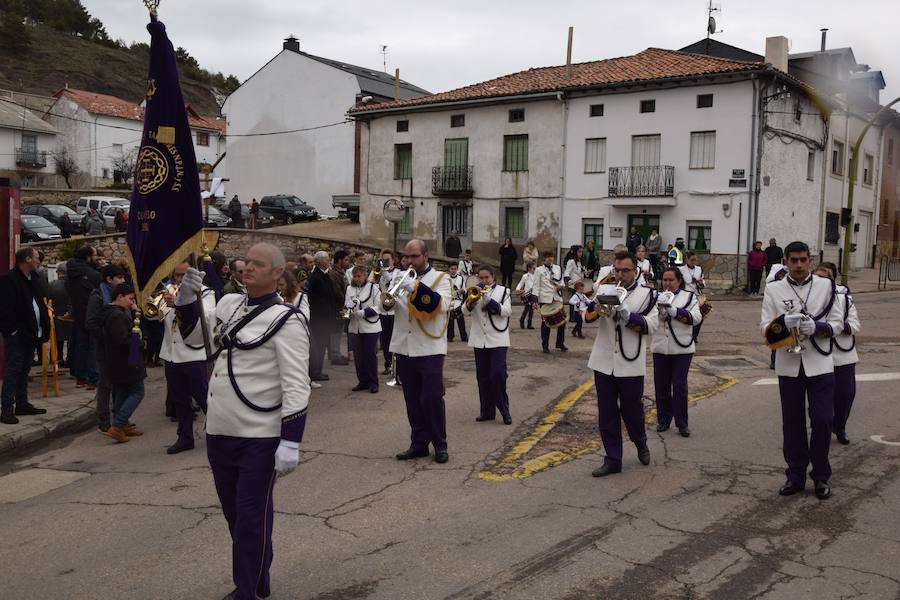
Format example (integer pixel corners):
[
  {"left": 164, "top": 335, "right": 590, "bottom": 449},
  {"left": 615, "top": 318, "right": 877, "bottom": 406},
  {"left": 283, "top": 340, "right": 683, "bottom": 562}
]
[
  {"left": 557, "top": 91, "right": 568, "bottom": 261},
  {"left": 746, "top": 74, "right": 757, "bottom": 255},
  {"left": 752, "top": 77, "right": 772, "bottom": 245}
]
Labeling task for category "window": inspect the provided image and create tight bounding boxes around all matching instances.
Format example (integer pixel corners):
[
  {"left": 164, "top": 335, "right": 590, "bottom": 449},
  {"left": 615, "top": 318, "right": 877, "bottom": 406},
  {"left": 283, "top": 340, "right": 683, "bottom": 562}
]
[
  {"left": 102, "top": 168, "right": 109, "bottom": 179},
  {"left": 396, "top": 120, "right": 409, "bottom": 132},
  {"left": 589, "top": 104, "right": 604, "bottom": 117},
  {"left": 21, "top": 132, "right": 36, "bottom": 152},
  {"left": 697, "top": 94, "right": 713, "bottom": 108},
  {"left": 584, "top": 138, "right": 607, "bottom": 173},
  {"left": 794, "top": 97, "right": 802, "bottom": 122},
  {"left": 508, "top": 108, "right": 525, "bottom": 123},
  {"left": 807, "top": 151, "right": 816, "bottom": 181},
  {"left": 394, "top": 143, "right": 412, "bottom": 180},
  {"left": 112, "top": 143, "right": 123, "bottom": 153},
  {"left": 687, "top": 221, "right": 711, "bottom": 252},
  {"left": 832, "top": 140, "right": 845, "bottom": 176},
  {"left": 631, "top": 134, "right": 661, "bottom": 166},
  {"left": 196, "top": 131, "right": 209, "bottom": 146},
  {"left": 504, "top": 207, "right": 525, "bottom": 239},
  {"left": 583, "top": 220, "right": 604, "bottom": 249},
  {"left": 689, "top": 131, "right": 716, "bottom": 169},
  {"left": 503, "top": 134, "right": 528, "bottom": 172},
  {"left": 450, "top": 114, "right": 465, "bottom": 128},
  {"left": 640, "top": 99, "right": 656, "bottom": 113},
  {"left": 863, "top": 153, "right": 874, "bottom": 186},
  {"left": 825, "top": 212, "right": 840, "bottom": 244},
  {"left": 397, "top": 207, "right": 412, "bottom": 235}
]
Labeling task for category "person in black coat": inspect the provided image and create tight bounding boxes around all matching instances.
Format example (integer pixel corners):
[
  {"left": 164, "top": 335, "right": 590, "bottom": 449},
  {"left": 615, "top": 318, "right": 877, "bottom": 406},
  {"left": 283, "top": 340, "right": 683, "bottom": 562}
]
[
  {"left": 306, "top": 251, "right": 338, "bottom": 381},
  {"left": 499, "top": 237, "right": 518, "bottom": 290},
  {"left": 85, "top": 264, "right": 126, "bottom": 432},
  {"left": 0, "top": 247, "right": 50, "bottom": 424},
  {"left": 102, "top": 283, "right": 147, "bottom": 443},
  {"left": 66, "top": 245, "right": 102, "bottom": 388}
]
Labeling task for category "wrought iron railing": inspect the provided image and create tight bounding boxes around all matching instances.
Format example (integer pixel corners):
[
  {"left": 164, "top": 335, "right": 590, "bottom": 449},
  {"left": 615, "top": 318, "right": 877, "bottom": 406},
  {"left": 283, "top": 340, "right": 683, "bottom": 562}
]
[
  {"left": 608, "top": 165, "right": 675, "bottom": 197},
  {"left": 432, "top": 166, "right": 474, "bottom": 195},
  {"left": 15, "top": 148, "right": 48, "bottom": 167}
]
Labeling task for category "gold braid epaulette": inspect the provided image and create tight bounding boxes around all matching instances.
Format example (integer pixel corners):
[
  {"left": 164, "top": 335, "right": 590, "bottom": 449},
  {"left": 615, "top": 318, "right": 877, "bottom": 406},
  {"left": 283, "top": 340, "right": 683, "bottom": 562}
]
[{"left": 412, "top": 272, "right": 451, "bottom": 340}]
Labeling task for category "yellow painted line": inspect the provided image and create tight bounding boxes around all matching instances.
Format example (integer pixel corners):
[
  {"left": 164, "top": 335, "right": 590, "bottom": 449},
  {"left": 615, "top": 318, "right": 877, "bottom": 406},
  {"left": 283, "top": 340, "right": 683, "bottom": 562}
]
[
  {"left": 480, "top": 442, "right": 601, "bottom": 482},
  {"left": 644, "top": 370, "right": 738, "bottom": 425}
]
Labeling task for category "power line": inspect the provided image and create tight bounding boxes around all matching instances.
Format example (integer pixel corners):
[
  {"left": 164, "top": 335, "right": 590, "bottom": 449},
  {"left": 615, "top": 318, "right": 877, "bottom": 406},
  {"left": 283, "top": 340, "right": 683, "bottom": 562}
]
[{"left": 0, "top": 138, "right": 142, "bottom": 157}]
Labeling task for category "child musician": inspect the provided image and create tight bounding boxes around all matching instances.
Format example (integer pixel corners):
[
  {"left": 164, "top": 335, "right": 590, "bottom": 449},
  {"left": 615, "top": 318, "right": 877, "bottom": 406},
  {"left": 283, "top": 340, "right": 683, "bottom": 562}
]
[
  {"left": 568, "top": 280, "right": 589, "bottom": 339},
  {"left": 345, "top": 266, "right": 382, "bottom": 393}
]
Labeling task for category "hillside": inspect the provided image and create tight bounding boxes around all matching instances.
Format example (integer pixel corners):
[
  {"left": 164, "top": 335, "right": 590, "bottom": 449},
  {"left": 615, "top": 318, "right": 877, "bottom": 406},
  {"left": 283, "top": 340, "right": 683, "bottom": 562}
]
[{"left": 0, "top": 23, "right": 230, "bottom": 115}]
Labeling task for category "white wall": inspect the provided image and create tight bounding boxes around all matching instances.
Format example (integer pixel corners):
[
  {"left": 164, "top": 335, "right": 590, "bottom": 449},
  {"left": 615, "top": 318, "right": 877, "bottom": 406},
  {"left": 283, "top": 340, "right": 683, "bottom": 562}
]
[{"left": 222, "top": 50, "right": 361, "bottom": 213}]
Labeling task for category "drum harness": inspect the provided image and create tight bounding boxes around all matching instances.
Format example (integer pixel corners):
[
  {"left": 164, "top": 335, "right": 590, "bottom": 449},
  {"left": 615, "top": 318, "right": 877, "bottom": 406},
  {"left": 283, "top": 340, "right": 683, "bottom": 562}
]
[{"left": 832, "top": 286, "right": 856, "bottom": 353}]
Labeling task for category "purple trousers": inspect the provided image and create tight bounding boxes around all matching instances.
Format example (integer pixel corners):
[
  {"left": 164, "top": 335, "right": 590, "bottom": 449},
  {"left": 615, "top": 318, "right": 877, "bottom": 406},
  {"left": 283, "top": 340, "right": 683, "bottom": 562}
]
[
  {"left": 778, "top": 366, "right": 834, "bottom": 484},
  {"left": 396, "top": 354, "right": 447, "bottom": 452},
  {"left": 380, "top": 315, "right": 394, "bottom": 370},
  {"left": 207, "top": 434, "right": 279, "bottom": 600},
  {"left": 350, "top": 332, "right": 379, "bottom": 387},
  {"left": 165, "top": 361, "right": 208, "bottom": 445},
  {"left": 448, "top": 314, "right": 467, "bottom": 341},
  {"left": 652, "top": 353, "right": 693, "bottom": 429},
  {"left": 474, "top": 347, "right": 510, "bottom": 419},
  {"left": 595, "top": 371, "right": 647, "bottom": 468},
  {"left": 833, "top": 363, "right": 857, "bottom": 436}
]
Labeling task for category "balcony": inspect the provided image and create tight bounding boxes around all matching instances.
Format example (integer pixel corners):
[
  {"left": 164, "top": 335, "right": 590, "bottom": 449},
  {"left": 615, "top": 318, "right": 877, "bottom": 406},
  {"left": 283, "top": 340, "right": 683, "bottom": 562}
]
[
  {"left": 15, "top": 148, "right": 48, "bottom": 168},
  {"left": 608, "top": 165, "right": 674, "bottom": 197},
  {"left": 432, "top": 165, "right": 474, "bottom": 197}
]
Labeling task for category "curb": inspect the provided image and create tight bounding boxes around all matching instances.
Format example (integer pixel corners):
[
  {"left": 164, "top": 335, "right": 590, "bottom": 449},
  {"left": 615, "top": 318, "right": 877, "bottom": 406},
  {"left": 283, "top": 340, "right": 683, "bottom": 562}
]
[{"left": 0, "top": 403, "right": 96, "bottom": 458}]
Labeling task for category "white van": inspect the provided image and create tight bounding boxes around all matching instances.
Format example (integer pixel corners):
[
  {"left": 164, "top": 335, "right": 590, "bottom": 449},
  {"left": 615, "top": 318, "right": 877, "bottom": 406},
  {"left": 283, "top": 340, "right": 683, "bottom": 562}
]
[{"left": 76, "top": 196, "right": 130, "bottom": 215}]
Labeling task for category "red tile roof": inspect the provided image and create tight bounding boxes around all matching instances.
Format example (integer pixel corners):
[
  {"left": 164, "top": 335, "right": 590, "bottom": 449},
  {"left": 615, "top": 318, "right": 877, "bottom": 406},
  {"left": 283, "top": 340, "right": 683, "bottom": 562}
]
[
  {"left": 54, "top": 88, "right": 226, "bottom": 134},
  {"left": 350, "top": 48, "right": 770, "bottom": 113}
]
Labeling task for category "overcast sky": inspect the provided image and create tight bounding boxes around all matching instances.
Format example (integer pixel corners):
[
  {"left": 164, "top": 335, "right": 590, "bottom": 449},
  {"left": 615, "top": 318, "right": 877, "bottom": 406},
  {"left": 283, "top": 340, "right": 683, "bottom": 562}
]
[{"left": 84, "top": 0, "right": 900, "bottom": 104}]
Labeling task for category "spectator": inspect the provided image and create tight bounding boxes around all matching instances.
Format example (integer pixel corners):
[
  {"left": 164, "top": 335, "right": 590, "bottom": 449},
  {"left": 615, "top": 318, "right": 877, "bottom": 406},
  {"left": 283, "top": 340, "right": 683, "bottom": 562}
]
[
  {"left": 499, "top": 237, "right": 518, "bottom": 289},
  {"left": 103, "top": 283, "right": 147, "bottom": 443},
  {"left": 747, "top": 241, "right": 767, "bottom": 297},
  {"left": 626, "top": 226, "right": 643, "bottom": 254},
  {"left": 66, "top": 245, "right": 102, "bottom": 388},
  {"left": 329, "top": 250, "right": 351, "bottom": 365},
  {"left": 59, "top": 213, "right": 74, "bottom": 238},
  {"left": 583, "top": 239, "right": 599, "bottom": 280},
  {"left": 522, "top": 241, "right": 539, "bottom": 271},
  {"left": 249, "top": 198, "right": 259, "bottom": 230},
  {"left": 48, "top": 262, "right": 71, "bottom": 368},
  {"left": 113, "top": 208, "right": 127, "bottom": 232},
  {"left": 296, "top": 253, "right": 314, "bottom": 290},
  {"left": 86, "top": 264, "right": 126, "bottom": 432},
  {"left": 764, "top": 238, "right": 783, "bottom": 276},
  {"left": 307, "top": 251, "right": 337, "bottom": 381},
  {"left": 85, "top": 210, "right": 105, "bottom": 236},
  {"left": 228, "top": 195, "right": 244, "bottom": 229},
  {"left": 222, "top": 259, "right": 247, "bottom": 296},
  {"left": 645, "top": 228, "right": 662, "bottom": 279},
  {"left": 0, "top": 247, "right": 50, "bottom": 424},
  {"left": 445, "top": 231, "right": 462, "bottom": 259}
]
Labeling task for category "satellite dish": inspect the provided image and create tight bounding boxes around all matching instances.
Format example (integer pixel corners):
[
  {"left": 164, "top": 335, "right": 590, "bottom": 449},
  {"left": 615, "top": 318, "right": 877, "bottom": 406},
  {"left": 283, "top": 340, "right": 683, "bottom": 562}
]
[{"left": 708, "top": 16, "right": 716, "bottom": 35}]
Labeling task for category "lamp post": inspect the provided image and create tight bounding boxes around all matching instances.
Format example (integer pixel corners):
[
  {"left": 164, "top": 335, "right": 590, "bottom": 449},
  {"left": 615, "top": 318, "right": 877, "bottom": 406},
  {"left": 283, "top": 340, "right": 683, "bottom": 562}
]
[{"left": 383, "top": 198, "right": 406, "bottom": 255}]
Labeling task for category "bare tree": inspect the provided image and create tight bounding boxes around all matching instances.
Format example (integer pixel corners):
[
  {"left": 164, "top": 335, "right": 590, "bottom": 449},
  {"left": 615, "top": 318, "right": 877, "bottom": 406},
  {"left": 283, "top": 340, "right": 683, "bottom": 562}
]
[
  {"left": 111, "top": 147, "right": 137, "bottom": 184},
  {"left": 52, "top": 146, "right": 80, "bottom": 189}
]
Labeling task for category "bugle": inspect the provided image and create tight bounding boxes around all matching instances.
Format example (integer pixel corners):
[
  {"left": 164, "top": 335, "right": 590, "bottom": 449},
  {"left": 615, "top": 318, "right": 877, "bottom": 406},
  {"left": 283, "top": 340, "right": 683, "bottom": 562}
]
[
  {"left": 381, "top": 267, "right": 416, "bottom": 310},
  {"left": 464, "top": 285, "right": 489, "bottom": 311},
  {"left": 144, "top": 283, "right": 178, "bottom": 321}
]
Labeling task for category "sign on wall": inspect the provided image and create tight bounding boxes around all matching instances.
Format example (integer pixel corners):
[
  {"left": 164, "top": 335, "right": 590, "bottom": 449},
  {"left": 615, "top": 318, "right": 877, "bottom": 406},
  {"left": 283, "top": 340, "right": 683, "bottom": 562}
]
[{"left": 609, "top": 226, "right": 623, "bottom": 238}]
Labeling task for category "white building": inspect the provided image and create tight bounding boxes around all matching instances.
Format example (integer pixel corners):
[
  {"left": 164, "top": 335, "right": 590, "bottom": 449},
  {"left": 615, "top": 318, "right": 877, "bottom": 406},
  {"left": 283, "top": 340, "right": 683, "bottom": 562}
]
[
  {"left": 221, "top": 36, "right": 430, "bottom": 215},
  {"left": 45, "top": 87, "right": 226, "bottom": 188},
  {"left": 351, "top": 39, "right": 836, "bottom": 288},
  {"left": 0, "top": 98, "right": 57, "bottom": 187}
]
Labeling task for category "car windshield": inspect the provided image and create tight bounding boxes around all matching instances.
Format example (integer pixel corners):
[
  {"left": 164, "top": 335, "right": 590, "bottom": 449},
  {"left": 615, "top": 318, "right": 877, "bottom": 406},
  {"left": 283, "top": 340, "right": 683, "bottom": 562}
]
[
  {"left": 22, "top": 215, "right": 53, "bottom": 228},
  {"left": 207, "top": 206, "right": 225, "bottom": 218},
  {"left": 283, "top": 196, "right": 305, "bottom": 207},
  {"left": 47, "top": 205, "right": 76, "bottom": 217}
]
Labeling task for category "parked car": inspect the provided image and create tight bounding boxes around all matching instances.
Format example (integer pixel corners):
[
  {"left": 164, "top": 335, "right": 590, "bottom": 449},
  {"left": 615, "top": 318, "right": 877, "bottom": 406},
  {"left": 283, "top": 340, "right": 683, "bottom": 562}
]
[
  {"left": 22, "top": 204, "right": 85, "bottom": 231},
  {"left": 205, "top": 205, "right": 232, "bottom": 227},
  {"left": 259, "top": 195, "right": 318, "bottom": 224},
  {"left": 20, "top": 215, "right": 62, "bottom": 242},
  {"left": 242, "top": 205, "right": 275, "bottom": 228},
  {"left": 102, "top": 205, "right": 130, "bottom": 232},
  {"left": 75, "top": 196, "right": 130, "bottom": 216}
]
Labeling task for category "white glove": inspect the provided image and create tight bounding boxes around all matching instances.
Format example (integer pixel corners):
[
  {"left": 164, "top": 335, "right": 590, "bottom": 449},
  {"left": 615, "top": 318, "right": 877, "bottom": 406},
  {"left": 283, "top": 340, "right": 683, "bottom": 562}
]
[
  {"left": 274, "top": 440, "right": 299, "bottom": 477},
  {"left": 175, "top": 267, "right": 204, "bottom": 306},
  {"left": 344, "top": 298, "right": 356, "bottom": 309},
  {"left": 355, "top": 309, "right": 366, "bottom": 319},
  {"left": 666, "top": 305, "right": 677, "bottom": 317},
  {"left": 784, "top": 313, "right": 802, "bottom": 329},
  {"left": 400, "top": 277, "right": 416, "bottom": 293},
  {"left": 798, "top": 318, "right": 817, "bottom": 336},
  {"left": 617, "top": 305, "right": 631, "bottom": 321}
]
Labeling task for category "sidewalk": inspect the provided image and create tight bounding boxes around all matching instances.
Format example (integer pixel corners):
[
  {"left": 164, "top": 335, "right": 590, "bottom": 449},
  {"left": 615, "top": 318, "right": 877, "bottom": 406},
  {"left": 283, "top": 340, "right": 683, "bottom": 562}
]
[{"left": 710, "top": 267, "right": 900, "bottom": 302}]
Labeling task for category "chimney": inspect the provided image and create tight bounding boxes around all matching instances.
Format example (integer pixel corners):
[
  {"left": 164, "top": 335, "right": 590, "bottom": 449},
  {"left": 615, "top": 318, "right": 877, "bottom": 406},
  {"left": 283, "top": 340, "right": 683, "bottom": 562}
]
[
  {"left": 283, "top": 35, "right": 300, "bottom": 53},
  {"left": 394, "top": 68, "right": 400, "bottom": 101},
  {"left": 820, "top": 28, "right": 828, "bottom": 52},
  {"left": 565, "top": 26, "right": 574, "bottom": 80},
  {"left": 764, "top": 36, "right": 789, "bottom": 73}
]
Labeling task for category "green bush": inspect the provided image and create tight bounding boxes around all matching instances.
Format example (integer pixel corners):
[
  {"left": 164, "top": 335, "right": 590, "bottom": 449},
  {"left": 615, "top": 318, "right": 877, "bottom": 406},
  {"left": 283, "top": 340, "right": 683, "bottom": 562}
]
[{"left": 56, "top": 238, "right": 82, "bottom": 261}]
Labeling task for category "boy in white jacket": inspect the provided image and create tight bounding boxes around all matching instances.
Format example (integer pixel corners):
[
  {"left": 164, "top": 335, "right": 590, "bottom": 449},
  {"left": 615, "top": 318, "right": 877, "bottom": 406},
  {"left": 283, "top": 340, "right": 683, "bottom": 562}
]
[{"left": 345, "top": 266, "right": 382, "bottom": 393}]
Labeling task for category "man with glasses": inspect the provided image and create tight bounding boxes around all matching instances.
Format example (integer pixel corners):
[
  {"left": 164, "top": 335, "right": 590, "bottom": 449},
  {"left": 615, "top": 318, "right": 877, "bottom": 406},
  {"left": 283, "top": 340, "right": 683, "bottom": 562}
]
[
  {"left": 585, "top": 252, "right": 658, "bottom": 477},
  {"left": 762, "top": 241, "right": 842, "bottom": 500}
]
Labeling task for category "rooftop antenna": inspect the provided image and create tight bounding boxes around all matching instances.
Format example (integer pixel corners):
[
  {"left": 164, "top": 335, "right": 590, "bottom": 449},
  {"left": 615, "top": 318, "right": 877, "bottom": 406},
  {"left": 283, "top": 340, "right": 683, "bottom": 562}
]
[
  {"left": 379, "top": 45, "right": 389, "bottom": 73},
  {"left": 705, "top": 0, "right": 723, "bottom": 54}
]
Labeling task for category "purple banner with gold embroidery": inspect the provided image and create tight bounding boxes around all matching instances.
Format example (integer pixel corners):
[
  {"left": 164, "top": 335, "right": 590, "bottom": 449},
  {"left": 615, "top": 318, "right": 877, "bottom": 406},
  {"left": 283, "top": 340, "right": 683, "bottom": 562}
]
[{"left": 126, "top": 18, "right": 204, "bottom": 305}]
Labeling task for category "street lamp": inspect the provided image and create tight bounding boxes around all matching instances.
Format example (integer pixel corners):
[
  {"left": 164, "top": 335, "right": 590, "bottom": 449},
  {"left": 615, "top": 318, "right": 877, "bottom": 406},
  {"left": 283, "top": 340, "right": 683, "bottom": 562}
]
[{"left": 383, "top": 198, "right": 406, "bottom": 255}]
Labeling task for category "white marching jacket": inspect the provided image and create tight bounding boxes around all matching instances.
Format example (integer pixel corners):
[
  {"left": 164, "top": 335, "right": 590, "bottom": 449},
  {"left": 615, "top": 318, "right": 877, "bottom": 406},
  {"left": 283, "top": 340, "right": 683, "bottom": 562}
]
[
  {"left": 832, "top": 284, "right": 860, "bottom": 367},
  {"left": 287, "top": 291, "right": 311, "bottom": 322},
  {"left": 650, "top": 289, "right": 702, "bottom": 355},
  {"left": 679, "top": 265, "right": 703, "bottom": 294},
  {"left": 345, "top": 282, "right": 382, "bottom": 335},
  {"left": 564, "top": 259, "right": 585, "bottom": 287},
  {"left": 182, "top": 293, "right": 311, "bottom": 439},
  {"left": 389, "top": 265, "right": 452, "bottom": 357},
  {"left": 533, "top": 264, "right": 564, "bottom": 304},
  {"left": 760, "top": 274, "right": 843, "bottom": 377},
  {"left": 160, "top": 287, "right": 216, "bottom": 364},
  {"left": 463, "top": 284, "right": 512, "bottom": 348},
  {"left": 588, "top": 283, "right": 659, "bottom": 377}
]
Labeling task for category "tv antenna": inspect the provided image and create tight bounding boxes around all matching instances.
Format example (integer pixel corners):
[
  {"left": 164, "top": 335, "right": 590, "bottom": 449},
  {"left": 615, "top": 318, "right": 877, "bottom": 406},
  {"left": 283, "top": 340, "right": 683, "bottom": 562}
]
[
  {"left": 706, "top": 1, "right": 723, "bottom": 39},
  {"left": 379, "top": 45, "right": 389, "bottom": 73}
]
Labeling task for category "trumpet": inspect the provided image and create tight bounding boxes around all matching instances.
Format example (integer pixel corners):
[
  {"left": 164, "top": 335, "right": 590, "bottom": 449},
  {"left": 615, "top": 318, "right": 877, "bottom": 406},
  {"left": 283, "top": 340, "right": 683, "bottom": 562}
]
[
  {"left": 381, "top": 267, "right": 416, "bottom": 310},
  {"left": 786, "top": 313, "right": 808, "bottom": 354},
  {"left": 593, "top": 283, "right": 628, "bottom": 318},
  {"left": 465, "top": 284, "right": 489, "bottom": 311},
  {"left": 368, "top": 263, "right": 383, "bottom": 284},
  {"left": 143, "top": 283, "right": 178, "bottom": 321}
]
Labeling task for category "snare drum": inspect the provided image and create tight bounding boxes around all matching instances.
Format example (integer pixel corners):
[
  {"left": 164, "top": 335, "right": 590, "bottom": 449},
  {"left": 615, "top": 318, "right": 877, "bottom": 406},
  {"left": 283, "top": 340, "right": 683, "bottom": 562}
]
[
  {"left": 539, "top": 301, "right": 567, "bottom": 329},
  {"left": 449, "top": 299, "right": 463, "bottom": 320}
]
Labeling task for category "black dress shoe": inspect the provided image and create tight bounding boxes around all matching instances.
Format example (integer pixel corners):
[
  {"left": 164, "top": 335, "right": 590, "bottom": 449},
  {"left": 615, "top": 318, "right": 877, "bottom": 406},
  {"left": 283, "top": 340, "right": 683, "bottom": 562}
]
[
  {"left": 0, "top": 412, "right": 19, "bottom": 425},
  {"left": 814, "top": 480, "right": 831, "bottom": 500},
  {"left": 330, "top": 358, "right": 349, "bottom": 366},
  {"left": 475, "top": 415, "right": 495, "bottom": 422},
  {"left": 382, "top": 368, "right": 392, "bottom": 375},
  {"left": 542, "top": 348, "right": 550, "bottom": 354},
  {"left": 395, "top": 447, "right": 429, "bottom": 460},
  {"left": 527, "top": 325, "right": 535, "bottom": 329},
  {"left": 15, "top": 404, "right": 47, "bottom": 416},
  {"left": 835, "top": 431, "right": 850, "bottom": 445},
  {"left": 461, "top": 337, "right": 469, "bottom": 343},
  {"left": 167, "top": 440, "right": 195, "bottom": 455},
  {"left": 503, "top": 415, "right": 513, "bottom": 425},
  {"left": 592, "top": 463, "right": 622, "bottom": 477},
  {"left": 369, "top": 384, "right": 379, "bottom": 394},
  {"left": 434, "top": 451, "right": 449, "bottom": 463},
  {"left": 351, "top": 383, "right": 368, "bottom": 391},
  {"left": 678, "top": 427, "right": 691, "bottom": 438},
  {"left": 311, "top": 373, "right": 330, "bottom": 381},
  {"left": 557, "top": 346, "right": 569, "bottom": 352},
  {"left": 637, "top": 446, "right": 651, "bottom": 465},
  {"left": 656, "top": 423, "right": 670, "bottom": 432},
  {"left": 778, "top": 480, "right": 805, "bottom": 496}
]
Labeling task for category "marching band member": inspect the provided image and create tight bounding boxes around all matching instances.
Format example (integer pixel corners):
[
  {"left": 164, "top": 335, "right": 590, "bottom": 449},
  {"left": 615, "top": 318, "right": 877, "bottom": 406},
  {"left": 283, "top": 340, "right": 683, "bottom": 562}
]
[
  {"left": 533, "top": 251, "right": 567, "bottom": 353},
  {"left": 679, "top": 252, "right": 705, "bottom": 341},
  {"left": 446, "top": 263, "right": 468, "bottom": 342},
  {"left": 568, "top": 280, "right": 589, "bottom": 339},
  {"left": 636, "top": 245, "right": 654, "bottom": 286},
  {"left": 651, "top": 267, "right": 702, "bottom": 437},
  {"left": 766, "top": 260, "right": 788, "bottom": 369},
  {"left": 761, "top": 241, "right": 843, "bottom": 500},
  {"left": 377, "top": 249, "right": 397, "bottom": 375},
  {"left": 277, "top": 269, "right": 310, "bottom": 320},
  {"left": 585, "top": 251, "right": 658, "bottom": 477},
  {"left": 175, "top": 243, "right": 311, "bottom": 600},
  {"left": 391, "top": 239, "right": 453, "bottom": 463},
  {"left": 346, "top": 265, "right": 382, "bottom": 393},
  {"left": 594, "top": 244, "right": 628, "bottom": 283},
  {"left": 346, "top": 251, "right": 367, "bottom": 286},
  {"left": 462, "top": 265, "right": 513, "bottom": 425},
  {"left": 458, "top": 249, "right": 474, "bottom": 279},
  {"left": 564, "top": 245, "right": 585, "bottom": 289},
  {"left": 161, "top": 263, "right": 216, "bottom": 455},
  {"left": 515, "top": 261, "right": 536, "bottom": 329},
  {"left": 814, "top": 262, "right": 860, "bottom": 445}
]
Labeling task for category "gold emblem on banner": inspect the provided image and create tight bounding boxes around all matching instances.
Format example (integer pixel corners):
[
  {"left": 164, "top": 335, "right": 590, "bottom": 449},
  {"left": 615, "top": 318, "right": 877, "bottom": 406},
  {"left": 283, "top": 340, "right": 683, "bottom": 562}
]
[{"left": 137, "top": 146, "right": 169, "bottom": 194}]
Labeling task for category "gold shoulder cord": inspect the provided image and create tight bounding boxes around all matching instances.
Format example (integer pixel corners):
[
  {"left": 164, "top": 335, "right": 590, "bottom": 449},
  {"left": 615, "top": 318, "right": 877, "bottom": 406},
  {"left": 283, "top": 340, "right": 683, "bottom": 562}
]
[{"left": 415, "top": 272, "right": 451, "bottom": 339}]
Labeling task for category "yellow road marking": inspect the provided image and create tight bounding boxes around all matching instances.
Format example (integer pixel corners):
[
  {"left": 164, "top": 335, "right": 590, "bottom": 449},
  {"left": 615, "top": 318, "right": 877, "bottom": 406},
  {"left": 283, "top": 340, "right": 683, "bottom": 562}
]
[{"left": 644, "top": 370, "right": 738, "bottom": 425}]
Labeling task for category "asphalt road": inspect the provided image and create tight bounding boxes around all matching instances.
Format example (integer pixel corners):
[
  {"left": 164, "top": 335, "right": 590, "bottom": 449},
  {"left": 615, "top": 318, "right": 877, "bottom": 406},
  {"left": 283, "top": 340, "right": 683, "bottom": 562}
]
[{"left": 2, "top": 291, "right": 899, "bottom": 600}]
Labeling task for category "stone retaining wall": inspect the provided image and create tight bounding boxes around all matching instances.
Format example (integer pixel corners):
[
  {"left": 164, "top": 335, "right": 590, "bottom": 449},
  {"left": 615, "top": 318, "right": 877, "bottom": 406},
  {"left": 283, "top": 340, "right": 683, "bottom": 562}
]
[
  {"left": 21, "top": 187, "right": 130, "bottom": 208},
  {"left": 593, "top": 249, "right": 745, "bottom": 291}
]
